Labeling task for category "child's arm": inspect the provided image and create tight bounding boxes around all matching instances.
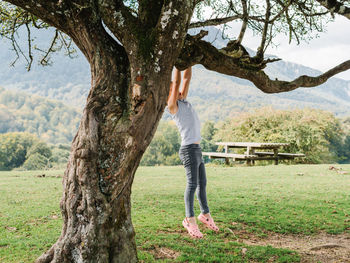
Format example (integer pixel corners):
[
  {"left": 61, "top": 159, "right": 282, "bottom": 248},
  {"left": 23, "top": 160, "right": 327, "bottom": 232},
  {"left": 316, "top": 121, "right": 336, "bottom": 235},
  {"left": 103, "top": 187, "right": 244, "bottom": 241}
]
[
  {"left": 179, "top": 67, "right": 192, "bottom": 99},
  {"left": 167, "top": 68, "right": 181, "bottom": 114}
]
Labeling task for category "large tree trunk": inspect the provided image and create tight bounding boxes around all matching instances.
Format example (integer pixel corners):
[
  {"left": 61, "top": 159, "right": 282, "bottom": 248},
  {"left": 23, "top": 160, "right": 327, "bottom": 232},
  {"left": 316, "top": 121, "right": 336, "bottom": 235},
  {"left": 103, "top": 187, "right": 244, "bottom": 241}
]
[
  {"left": 36, "top": 32, "right": 171, "bottom": 263},
  {"left": 29, "top": 1, "right": 194, "bottom": 261}
]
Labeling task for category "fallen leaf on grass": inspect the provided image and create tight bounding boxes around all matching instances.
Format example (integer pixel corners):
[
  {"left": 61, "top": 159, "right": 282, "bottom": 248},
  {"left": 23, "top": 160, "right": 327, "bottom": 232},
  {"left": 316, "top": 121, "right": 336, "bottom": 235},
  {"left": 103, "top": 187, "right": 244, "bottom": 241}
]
[
  {"left": 329, "top": 166, "right": 340, "bottom": 171},
  {"left": 337, "top": 171, "right": 348, "bottom": 175},
  {"left": 5, "top": 226, "right": 17, "bottom": 231}
]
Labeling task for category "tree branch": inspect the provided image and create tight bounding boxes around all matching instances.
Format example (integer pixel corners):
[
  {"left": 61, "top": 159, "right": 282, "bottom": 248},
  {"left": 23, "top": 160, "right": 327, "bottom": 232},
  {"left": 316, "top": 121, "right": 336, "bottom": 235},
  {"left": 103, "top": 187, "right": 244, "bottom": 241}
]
[
  {"left": 189, "top": 15, "right": 242, "bottom": 28},
  {"left": 25, "top": 21, "right": 33, "bottom": 70},
  {"left": 316, "top": 0, "right": 350, "bottom": 19},
  {"left": 190, "top": 0, "right": 307, "bottom": 31},
  {"left": 176, "top": 35, "right": 350, "bottom": 93},
  {"left": 236, "top": 0, "right": 248, "bottom": 44},
  {"left": 269, "top": 0, "right": 293, "bottom": 23},
  {"left": 9, "top": 16, "right": 25, "bottom": 67},
  {"left": 58, "top": 31, "right": 77, "bottom": 59},
  {"left": 189, "top": 13, "right": 272, "bottom": 29},
  {"left": 0, "top": 3, "right": 80, "bottom": 69},
  {"left": 3, "top": 0, "right": 73, "bottom": 33},
  {"left": 255, "top": 0, "right": 271, "bottom": 61},
  {"left": 285, "top": 8, "right": 300, "bottom": 44},
  {"left": 38, "top": 30, "right": 59, "bottom": 66}
]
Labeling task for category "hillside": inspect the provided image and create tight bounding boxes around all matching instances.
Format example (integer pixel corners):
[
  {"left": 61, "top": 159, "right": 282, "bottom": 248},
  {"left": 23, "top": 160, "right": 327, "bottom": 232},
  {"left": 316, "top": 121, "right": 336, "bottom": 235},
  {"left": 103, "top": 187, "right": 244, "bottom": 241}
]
[
  {"left": 185, "top": 65, "right": 350, "bottom": 121},
  {"left": 0, "top": 87, "right": 81, "bottom": 144},
  {"left": 1, "top": 28, "right": 350, "bottom": 122}
]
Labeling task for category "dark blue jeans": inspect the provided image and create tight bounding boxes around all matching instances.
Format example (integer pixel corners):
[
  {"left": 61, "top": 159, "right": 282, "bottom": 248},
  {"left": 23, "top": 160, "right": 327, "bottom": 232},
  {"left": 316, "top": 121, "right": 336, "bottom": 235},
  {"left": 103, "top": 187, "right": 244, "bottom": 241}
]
[{"left": 179, "top": 144, "right": 210, "bottom": 218}]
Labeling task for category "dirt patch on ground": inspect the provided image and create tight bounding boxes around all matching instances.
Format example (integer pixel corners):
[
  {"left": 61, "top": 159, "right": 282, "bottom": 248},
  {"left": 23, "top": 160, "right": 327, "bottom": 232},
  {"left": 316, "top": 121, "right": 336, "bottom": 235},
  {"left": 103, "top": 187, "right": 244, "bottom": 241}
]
[
  {"left": 154, "top": 225, "right": 350, "bottom": 262},
  {"left": 227, "top": 226, "right": 350, "bottom": 263},
  {"left": 145, "top": 245, "right": 181, "bottom": 260}
]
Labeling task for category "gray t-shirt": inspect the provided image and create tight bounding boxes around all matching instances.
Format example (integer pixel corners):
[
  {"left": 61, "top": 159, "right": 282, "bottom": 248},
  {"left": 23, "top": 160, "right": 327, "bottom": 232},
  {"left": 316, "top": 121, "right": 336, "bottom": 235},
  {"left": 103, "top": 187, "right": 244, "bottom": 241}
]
[{"left": 166, "top": 99, "right": 201, "bottom": 146}]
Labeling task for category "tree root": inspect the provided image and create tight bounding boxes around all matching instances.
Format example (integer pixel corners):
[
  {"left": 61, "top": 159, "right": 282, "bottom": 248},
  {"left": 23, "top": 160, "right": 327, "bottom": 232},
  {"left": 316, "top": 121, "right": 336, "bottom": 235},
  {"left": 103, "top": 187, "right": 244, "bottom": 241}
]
[{"left": 35, "top": 244, "right": 55, "bottom": 263}]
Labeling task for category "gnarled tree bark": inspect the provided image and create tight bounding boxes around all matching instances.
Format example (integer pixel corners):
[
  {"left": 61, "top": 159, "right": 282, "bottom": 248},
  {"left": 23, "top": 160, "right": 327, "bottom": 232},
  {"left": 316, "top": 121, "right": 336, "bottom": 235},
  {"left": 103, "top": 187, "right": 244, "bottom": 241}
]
[{"left": 22, "top": 1, "right": 195, "bottom": 262}]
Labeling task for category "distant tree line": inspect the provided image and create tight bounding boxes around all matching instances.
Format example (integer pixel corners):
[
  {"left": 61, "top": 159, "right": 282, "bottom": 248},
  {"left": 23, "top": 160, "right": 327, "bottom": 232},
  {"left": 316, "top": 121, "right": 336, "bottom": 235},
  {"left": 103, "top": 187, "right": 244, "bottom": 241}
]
[
  {"left": 1, "top": 108, "right": 349, "bottom": 170},
  {"left": 141, "top": 108, "right": 350, "bottom": 166},
  {"left": 0, "top": 132, "right": 70, "bottom": 170}
]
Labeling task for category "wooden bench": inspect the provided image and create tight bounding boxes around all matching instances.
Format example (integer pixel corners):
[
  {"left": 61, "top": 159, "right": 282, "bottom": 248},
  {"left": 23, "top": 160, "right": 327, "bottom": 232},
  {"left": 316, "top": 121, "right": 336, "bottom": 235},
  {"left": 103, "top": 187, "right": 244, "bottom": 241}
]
[
  {"left": 202, "top": 142, "right": 305, "bottom": 165},
  {"left": 202, "top": 152, "right": 257, "bottom": 164},
  {"left": 255, "top": 152, "right": 305, "bottom": 159}
]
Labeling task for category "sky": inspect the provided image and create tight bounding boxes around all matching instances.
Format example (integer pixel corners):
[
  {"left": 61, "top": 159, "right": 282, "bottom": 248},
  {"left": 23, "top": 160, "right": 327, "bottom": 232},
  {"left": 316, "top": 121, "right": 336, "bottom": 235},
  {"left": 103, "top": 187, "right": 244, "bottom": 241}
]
[{"left": 229, "top": 15, "right": 350, "bottom": 81}]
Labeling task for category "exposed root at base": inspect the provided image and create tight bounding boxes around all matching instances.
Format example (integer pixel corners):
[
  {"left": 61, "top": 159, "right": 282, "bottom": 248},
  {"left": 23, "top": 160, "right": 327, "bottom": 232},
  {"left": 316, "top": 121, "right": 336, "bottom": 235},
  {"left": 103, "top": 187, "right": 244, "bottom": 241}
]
[{"left": 35, "top": 244, "right": 55, "bottom": 263}]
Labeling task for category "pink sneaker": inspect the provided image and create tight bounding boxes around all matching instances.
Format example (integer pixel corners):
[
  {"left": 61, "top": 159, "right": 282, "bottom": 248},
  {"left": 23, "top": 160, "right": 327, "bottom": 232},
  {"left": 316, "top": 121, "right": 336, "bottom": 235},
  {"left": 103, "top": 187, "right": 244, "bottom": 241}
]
[
  {"left": 198, "top": 214, "right": 219, "bottom": 232},
  {"left": 182, "top": 218, "right": 203, "bottom": 239}
]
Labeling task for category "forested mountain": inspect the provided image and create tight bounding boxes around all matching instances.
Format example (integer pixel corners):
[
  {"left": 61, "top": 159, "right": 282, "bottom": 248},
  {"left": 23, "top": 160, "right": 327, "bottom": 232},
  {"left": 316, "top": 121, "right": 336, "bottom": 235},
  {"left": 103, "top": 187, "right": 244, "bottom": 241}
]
[
  {"left": 1, "top": 27, "right": 350, "bottom": 122},
  {"left": 0, "top": 87, "right": 80, "bottom": 144}
]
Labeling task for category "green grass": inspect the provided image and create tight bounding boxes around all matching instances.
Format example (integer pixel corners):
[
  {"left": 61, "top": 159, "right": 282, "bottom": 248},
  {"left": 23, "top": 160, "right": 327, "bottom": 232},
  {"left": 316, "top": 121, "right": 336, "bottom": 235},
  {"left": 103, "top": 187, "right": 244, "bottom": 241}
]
[{"left": 0, "top": 164, "right": 349, "bottom": 262}]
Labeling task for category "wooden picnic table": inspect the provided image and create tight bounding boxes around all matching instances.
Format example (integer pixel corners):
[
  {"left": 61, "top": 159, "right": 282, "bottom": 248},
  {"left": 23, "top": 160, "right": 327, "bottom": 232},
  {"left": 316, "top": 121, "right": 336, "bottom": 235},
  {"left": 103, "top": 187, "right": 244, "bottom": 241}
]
[{"left": 202, "top": 142, "right": 305, "bottom": 165}]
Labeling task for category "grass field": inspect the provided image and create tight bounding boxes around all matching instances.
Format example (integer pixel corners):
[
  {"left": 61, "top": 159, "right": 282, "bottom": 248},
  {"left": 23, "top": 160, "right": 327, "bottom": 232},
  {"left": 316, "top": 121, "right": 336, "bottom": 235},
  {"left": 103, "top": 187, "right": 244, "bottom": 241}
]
[{"left": 0, "top": 164, "right": 349, "bottom": 262}]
